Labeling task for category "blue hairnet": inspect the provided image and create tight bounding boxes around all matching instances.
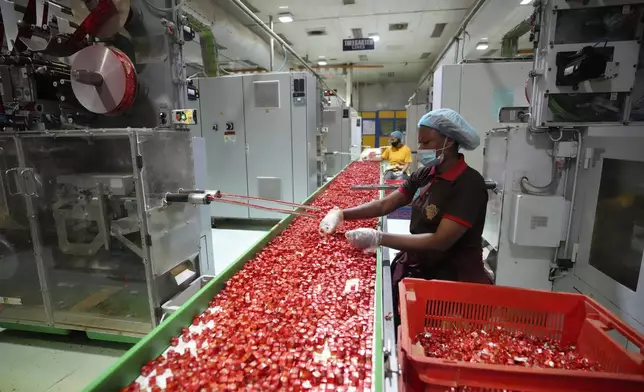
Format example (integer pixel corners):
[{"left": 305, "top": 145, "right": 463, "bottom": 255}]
[
  {"left": 417, "top": 108, "right": 480, "bottom": 150},
  {"left": 391, "top": 131, "right": 403, "bottom": 141}
]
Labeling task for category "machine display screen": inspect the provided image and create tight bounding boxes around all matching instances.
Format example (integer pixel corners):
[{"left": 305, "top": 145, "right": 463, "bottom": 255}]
[{"left": 589, "top": 158, "right": 644, "bottom": 291}]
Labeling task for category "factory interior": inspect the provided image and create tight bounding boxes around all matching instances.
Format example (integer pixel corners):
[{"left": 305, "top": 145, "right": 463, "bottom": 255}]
[{"left": 1, "top": 0, "right": 644, "bottom": 391}]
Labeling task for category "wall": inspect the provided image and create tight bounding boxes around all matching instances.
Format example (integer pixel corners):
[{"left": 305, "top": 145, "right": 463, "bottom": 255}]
[{"left": 356, "top": 82, "right": 417, "bottom": 111}]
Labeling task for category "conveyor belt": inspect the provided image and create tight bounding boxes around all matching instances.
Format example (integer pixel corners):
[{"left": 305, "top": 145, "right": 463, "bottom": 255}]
[{"left": 84, "top": 162, "right": 396, "bottom": 391}]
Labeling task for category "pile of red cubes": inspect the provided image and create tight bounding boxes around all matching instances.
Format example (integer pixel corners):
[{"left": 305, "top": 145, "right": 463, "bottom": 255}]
[
  {"left": 125, "top": 162, "right": 381, "bottom": 392},
  {"left": 415, "top": 327, "right": 602, "bottom": 371}
]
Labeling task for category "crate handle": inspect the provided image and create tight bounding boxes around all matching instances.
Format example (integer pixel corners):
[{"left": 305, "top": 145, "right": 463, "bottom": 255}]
[{"left": 588, "top": 313, "right": 644, "bottom": 353}]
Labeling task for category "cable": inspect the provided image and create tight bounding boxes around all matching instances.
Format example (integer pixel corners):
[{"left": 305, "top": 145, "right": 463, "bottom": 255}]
[
  {"left": 548, "top": 129, "right": 563, "bottom": 142},
  {"left": 275, "top": 45, "right": 288, "bottom": 72}
]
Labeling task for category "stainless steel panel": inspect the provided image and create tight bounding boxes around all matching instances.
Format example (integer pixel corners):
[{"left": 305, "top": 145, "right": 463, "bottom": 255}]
[
  {"left": 0, "top": 136, "right": 49, "bottom": 323},
  {"left": 197, "top": 77, "right": 249, "bottom": 219},
  {"left": 306, "top": 76, "right": 319, "bottom": 193},
  {"left": 571, "top": 135, "right": 644, "bottom": 327},
  {"left": 323, "top": 107, "right": 343, "bottom": 176},
  {"left": 291, "top": 73, "right": 313, "bottom": 203},
  {"left": 243, "top": 73, "right": 294, "bottom": 219},
  {"left": 482, "top": 130, "right": 509, "bottom": 250}
]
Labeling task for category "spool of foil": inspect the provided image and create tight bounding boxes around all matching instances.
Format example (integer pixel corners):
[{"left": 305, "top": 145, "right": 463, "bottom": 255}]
[
  {"left": 71, "top": 45, "right": 137, "bottom": 115},
  {"left": 71, "top": 0, "right": 131, "bottom": 39}
]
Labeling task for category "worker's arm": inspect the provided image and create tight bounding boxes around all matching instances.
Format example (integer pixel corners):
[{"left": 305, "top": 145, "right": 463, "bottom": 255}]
[
  {"left": 368, "top": 146, "right": 389, "bottom": 162},
  {"left": 343, "top": 190, "right": 409, "bottom": 220},
  {"left": 379, "top": 219, "right": 468, "bottom": 252}
]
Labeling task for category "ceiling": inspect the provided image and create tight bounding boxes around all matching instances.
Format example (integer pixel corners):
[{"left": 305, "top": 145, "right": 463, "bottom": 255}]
[{"left": 216, "top": 0, "right": 477, "bottom": 84}]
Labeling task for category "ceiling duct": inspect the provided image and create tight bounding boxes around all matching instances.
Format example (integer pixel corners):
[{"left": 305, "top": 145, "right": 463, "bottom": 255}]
[
  {"left": 307, "top": 28, "right": 328, "bottom": 36},
  {"left": 431, "top": 23, "right": 447, "bottom": 38},
  {"left": 351, "top": 28, "right": 363, "bottom": 38},
  {"left": 389, "top": 23, "right": 408, "bottom": 31},
  {"left": 419, "top": 52, "right": 432, "bottom": 59}
]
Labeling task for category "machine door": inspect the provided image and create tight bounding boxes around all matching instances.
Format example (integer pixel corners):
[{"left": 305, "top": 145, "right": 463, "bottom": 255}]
[
  {"left": 0, "top": 136, "right": 49, "bottom": 323},
  {"left": 243, "top": 74, "right": 294, "bottom": 219},
  {"left": 198, "top": 77, "right": 250, "bottom": 219},
  {"left": 574, "top": 136, "right": 644, "bottom": 327}
]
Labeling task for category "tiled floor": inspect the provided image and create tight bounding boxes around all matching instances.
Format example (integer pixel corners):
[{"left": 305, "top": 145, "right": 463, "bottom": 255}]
[{"left": 0, "top": 227, "right": 267, "bottom": 392}]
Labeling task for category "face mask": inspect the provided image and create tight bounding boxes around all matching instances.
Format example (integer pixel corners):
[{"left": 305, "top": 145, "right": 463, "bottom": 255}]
[
  {"left": 390, "top": 140, "right": 400, "bottom": 147},
  {"left": 418, "top": 139, "right": 450, "bottom": 168}
]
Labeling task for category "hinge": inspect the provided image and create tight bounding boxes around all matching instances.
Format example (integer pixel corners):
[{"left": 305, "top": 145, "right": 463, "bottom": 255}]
[{"left": 136, "top": 155, "right": 144, "bottom": 169}]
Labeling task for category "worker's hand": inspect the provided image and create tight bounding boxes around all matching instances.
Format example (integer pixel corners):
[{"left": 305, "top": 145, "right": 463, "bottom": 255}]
[
  {"left": 319, "top": 207, "right": 343, "bottom": 235},
  {"left": 345, "top": 228, "right": 383, "bottom": 252}
]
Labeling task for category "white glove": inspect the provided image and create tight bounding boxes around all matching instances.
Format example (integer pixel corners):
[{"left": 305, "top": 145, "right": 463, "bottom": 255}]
[
  {"left": 319, "top": 207, "right": 343, "bottom": 235},
  {"left": 345, "top": 228, "right": 383, "bottom": 252}
]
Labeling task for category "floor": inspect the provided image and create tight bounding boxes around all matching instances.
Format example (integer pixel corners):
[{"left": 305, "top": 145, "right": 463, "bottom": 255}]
[{"left": 0, "top": 227, "right": 268, "bottom": 392}]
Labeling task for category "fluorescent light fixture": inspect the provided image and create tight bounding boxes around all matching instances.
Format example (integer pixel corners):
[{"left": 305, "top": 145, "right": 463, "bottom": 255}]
[
  {"left": 318, "top": 60, "right": 328, "bottom": 66},
  {"left": 368, "top": 34, "right": 380, "bottom": 42},
  {"left": 520, "top": 0, "right": 533, "bottom": 4},
  {"left": 279, "top": 5, "right": 289, "bottom": 9},
  {"left": 278, "top": 13, "right": 293, "bottom": 23},
  {"left": 476, "top": 42, "right": 489, "bottom": 50}
]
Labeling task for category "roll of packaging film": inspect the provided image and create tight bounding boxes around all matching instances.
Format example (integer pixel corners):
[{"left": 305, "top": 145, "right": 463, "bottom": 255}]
[{"left": 70, "top": 45, "right": 138, "bottom": 115}]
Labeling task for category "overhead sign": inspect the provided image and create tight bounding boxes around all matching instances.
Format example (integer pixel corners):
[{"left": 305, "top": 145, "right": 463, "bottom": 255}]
[{"left": 343, "top": 38, "right": 375, "bottom": 51}]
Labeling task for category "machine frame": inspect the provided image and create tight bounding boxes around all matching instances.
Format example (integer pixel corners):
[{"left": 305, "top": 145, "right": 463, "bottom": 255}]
[{"left": 0, "top": 128, "right": 209, "bottom": 339}]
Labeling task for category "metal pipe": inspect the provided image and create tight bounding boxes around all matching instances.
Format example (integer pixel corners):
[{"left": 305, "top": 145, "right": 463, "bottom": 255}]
[
  {"left": 269, "top": 15, "right": 274, "bottom": 72},
  {"left": 227, "top": 0, "right": 346, "bottom": 104},
  {"left": 410, "top": 0, "right": 487, "bottom": 97},
  {"left": 563, "top": 130, "right": 583, "bottom": 257}
]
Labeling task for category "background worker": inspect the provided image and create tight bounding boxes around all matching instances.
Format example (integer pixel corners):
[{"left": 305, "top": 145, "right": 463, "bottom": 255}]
[
  {"left": 367, "top": 130, "right": 412, "bottom": 180},
  {"left": 320, "top": 108, "right": 492, "bottom": 328}
]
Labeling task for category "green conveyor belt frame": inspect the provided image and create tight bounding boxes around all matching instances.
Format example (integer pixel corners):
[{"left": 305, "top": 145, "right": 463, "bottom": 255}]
[{"left": 84, "top": 165, "right": 387, "bottom": 391}]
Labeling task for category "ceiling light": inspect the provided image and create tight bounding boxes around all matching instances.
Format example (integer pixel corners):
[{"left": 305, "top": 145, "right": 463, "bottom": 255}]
[
  {"left": 278, "top": 13, "right": 293, "bottom": 23},
  {"left": 279, "top": 5, "right": 289, "bottom": 9},
  {"left": 368, "top": 34, "right": 380, "bottom": 42},
  {"left": 520, "top": 0, "right": 533, "bottom": 4},
  {"left": 318, "top": 60, "right": 328, "bottom": 66},
  {"left": 476, "top": 42, "right": 489, "bottom": 50}
]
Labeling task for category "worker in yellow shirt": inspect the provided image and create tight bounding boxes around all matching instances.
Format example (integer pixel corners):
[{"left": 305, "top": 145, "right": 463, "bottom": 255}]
[{"left": 370, "top": 131, "right": 412, "bottom": 180}]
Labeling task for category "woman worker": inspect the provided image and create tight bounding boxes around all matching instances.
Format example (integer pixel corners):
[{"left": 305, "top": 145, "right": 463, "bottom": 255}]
[
  {"left": 370, "top": 130, "right": 413, "bottom": 180},
  {"left": 320, "top": 108, "right": 492, "bottom": 327}
]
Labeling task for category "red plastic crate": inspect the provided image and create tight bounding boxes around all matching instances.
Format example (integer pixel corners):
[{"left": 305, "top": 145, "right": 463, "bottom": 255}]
[{"left": 398, "top": 279, "right": 644, "bottom": 392}]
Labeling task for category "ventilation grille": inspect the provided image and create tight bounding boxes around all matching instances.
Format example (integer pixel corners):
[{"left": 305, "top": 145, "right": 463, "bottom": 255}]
[
  {"left": 323, "top": 110, "right": 337, "bottom": 125},
  {"left": 387, "top": 44, "right": 404, "bottom": 51},
  {"left": 307, "top": 28, "right": 327, "bottom": 36},
  {"left": 358, "top": 54, "right": 368, "bottom": 61},
  {"left": 431, "top": 23, "right": 447, "bottom": 38},
  {"left": 388, "top": 72, "right": 395, "bottom": 77},
  {"left": 389, "top": 23, "right": 408, "bottom": 31},
  {"left": 351, "top": 28, "right": 363, "bottom": 38},
  {"left": 277, "top": 33, "right": 292, "bottom": 46},
  {"left": 253, "top": 80, "right": 280, "bottom": 109},
  {"left": 419, "top": 52, "right": 432, "bottom": 59},
  {"left": 343, "top": 0, "right": 356, "bottom": 4}
]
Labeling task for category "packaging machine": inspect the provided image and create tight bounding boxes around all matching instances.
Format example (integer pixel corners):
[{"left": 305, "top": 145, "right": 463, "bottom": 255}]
[
  {"left": 477, "top": 0, "right": 644, "bottom": 341},
  {"left": 0, "top": 0, "right": 214, "bottom": 339}
]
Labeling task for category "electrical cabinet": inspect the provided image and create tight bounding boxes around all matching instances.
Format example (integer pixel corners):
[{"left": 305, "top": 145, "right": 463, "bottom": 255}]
[
  {"left": 433, "top": 61, "right": 532, "bottom": 173},
  {"left": 509, "top": 194, "right": 569, "bottom": 247},
  {"left": 192, "top": 73, "right": 319, "bottom": 219}
]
